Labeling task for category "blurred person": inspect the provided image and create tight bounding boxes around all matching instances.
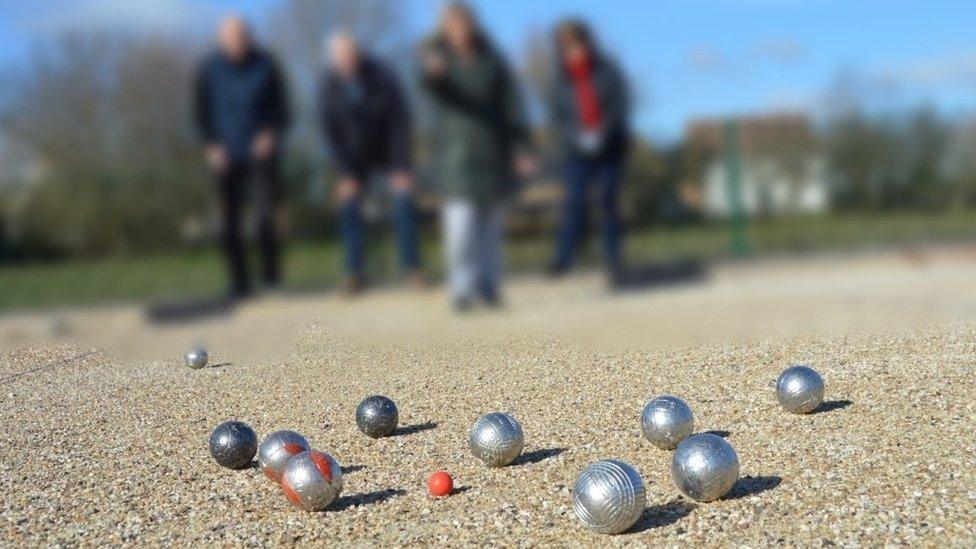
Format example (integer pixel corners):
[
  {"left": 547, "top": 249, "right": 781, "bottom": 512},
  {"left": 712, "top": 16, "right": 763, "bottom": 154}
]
[
  {"left": 420, "top": 2, "right": 534, "bottom": 312},
  {"left": 548, "top": 19, "right": 630, "bottom": 277},
  {"left": 194, "top": 15, "right": 290, "bottom": 299},
  {"left": 320, "top": 31, "right": 421, "bottom": 295}
]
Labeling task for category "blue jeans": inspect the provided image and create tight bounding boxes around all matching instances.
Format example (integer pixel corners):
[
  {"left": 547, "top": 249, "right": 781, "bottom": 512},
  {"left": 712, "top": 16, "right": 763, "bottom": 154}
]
[
  {"left": 554, "top": 155, "right": 623, "bottom": 270},
  {"left": 340, "top": 189, "right": 420, "bottom": 276}
]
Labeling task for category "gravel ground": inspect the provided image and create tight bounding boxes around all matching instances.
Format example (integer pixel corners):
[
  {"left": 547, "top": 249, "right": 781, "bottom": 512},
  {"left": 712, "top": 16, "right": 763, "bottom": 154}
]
[{"left": 1, "top": 249, "right": 975, "bottom": 546}]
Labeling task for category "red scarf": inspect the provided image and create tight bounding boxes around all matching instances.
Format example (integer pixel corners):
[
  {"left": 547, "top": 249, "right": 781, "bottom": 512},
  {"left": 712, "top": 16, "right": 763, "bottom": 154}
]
[{"left": 566, "top": 56, "right": 603, "bottom": 130}]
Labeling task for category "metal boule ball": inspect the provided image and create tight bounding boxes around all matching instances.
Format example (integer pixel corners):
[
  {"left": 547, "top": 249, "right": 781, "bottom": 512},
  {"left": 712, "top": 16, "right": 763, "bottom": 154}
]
[
  {"left": 776, "top": 364, "right": 824, "bottom": 414},
  {"left": 671, "top": 433, "right": 739, "bottom": 502},
  {"left": 209, "top": 421, "right": 258, "bottom": 469},
  {"left": 356, "top": 395, "right": 399, "bottom": 438},
  {"left": 469, "top": 412, "right": 524, "bottom": 467},
  {"left": 573, "top": 460, "right": 647, "bottom": 534},
  {"left": 258, "top": 430, "right": 310, "bottom": 482},
  {"left": 185, "top": 347, "right": 208, "bottom": 369},
  {"left": 280, "top": 450, "right": 344, "bottom": 511},
  {"left": 641, "top": 395, "right": 694, "bottom": 450}
]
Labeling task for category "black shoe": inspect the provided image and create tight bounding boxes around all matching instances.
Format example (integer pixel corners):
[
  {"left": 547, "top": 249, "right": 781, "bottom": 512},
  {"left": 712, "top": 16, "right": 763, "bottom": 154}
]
[
  {"left": 547, "top": 262, "right": 570, "bottom": 279},
  {"left": 480, "top": 288, "right": 503, "bottom": 308},
  {"left": 453, "top": 297, "right": 474, "bottom": 313},
  {"left": 226, "top": 285, "right": 253, "bottom": 303}
]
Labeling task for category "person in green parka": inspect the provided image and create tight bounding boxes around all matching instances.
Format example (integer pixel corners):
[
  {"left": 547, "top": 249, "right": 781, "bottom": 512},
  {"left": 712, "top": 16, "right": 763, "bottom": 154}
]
[{"left": 420, "top": 1, "right": 535, "bottom": 311}]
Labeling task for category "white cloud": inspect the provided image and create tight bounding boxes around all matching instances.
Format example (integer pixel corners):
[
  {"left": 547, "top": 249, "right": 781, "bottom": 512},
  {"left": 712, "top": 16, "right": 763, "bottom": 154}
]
[
  {"left": 751, "top": 38, "right": 807, "bottom": 64},
  {"left": 19, "top": 0, "right": 221, "bottom": 36},
  {"left": 875, "top": 51, "right": 976, "bottom": 88}
]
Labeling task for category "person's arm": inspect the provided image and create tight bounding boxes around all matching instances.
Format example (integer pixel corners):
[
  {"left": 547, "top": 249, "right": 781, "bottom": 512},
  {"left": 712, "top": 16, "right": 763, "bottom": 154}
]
[
  {"left": 418, "top": 43, "right": 483, "bottom": 114},
  {"left": 266, "top": 57, "right": 291, "bottom": 134},
  {"left": 602, "top": 58, "right": 630, "bottom": 134},
  {"left": 318, "top": 75, "right": 357, "bottom": 178},
  {"left": 385, "top": 66, "right": 412, "bottom": 172},
  {"left": 194, "top": 60, "right": 229, "bottom": 172},
  {"left": 193, "top": 61, "right": 216, "bottom": 143},
  {"left": 498, "top": 57, "right": 531, "bottom": 155}
]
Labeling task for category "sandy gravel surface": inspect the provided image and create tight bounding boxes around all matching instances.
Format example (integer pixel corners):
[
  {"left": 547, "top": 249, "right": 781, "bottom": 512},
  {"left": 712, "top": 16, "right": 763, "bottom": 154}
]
[{"left": 1, "top": 249, "right": 975, "bottom": 546}]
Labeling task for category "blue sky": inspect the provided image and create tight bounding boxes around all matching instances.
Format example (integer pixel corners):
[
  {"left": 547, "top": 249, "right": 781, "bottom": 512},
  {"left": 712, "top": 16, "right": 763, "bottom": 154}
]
[{"left": 2, "top": 0, "right": 975, "bottom": 142}]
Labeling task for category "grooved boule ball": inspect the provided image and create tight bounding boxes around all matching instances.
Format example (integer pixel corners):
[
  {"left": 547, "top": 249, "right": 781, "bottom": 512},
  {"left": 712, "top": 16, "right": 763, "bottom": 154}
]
[
  {"left": 776, "top": 365, "right": 824, "bottom": 414},
  {"left": 258, "top": 430, "right": 310, "bottom": 482},
  {"left": 356, "top": 395, "right": 399, "bottom": 438},
  {"left": 641, "top": 395, "right": 694, "bottom": 450},
  {"left": 573, "top": 460, "right": 646, "bottom": 534},
  {"left": 209, "top": 421, "right": 258, "bottom": 469},
  {"left": 469, "top": 412, "right": 524, "bottom": 467},
  {"left": 280, "top": 450, "right": 343, "bottom": 511},
  {"left": 671, "top": 433, "right": 739, "bottom": 502}
]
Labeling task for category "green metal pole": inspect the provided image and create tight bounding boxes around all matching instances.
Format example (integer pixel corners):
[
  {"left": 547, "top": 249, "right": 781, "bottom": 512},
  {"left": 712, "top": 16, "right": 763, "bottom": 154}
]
[{"left": 724, "top": 120, "right": 750, "bottom": 256}]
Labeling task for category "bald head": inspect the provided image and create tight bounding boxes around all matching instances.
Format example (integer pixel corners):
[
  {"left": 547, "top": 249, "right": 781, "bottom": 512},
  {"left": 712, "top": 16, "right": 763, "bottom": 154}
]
[
  {"left": 217, "top": 15, "right": 251, "bottom": 62},
  {"left": 327, "top": 31, "right": 361, "bottom": 78}
]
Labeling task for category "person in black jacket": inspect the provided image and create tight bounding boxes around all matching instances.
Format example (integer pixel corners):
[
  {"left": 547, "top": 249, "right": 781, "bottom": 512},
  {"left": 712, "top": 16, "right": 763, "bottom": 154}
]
[
  {"left": 548, "top": 19, "right": 630, "bottom": 277},
  {"left": 320, "top": 31, "right": 421, "bottom": 294},
  {"left": 194, "top": 15, "right": 290, "bottom": 299}
]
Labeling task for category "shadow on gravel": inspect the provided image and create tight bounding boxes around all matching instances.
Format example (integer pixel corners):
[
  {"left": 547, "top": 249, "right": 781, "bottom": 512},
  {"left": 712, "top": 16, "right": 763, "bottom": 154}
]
[
  {"left": 511, "top": 447, "right": 568, "bottom": 466},
  {"left": 724, "top": 475, "right": 782, "bottom": 500},
  {"left": 332, "top": 488, "right": 406, "bottom": 511},
  {"left": 341, "top": 465, "right": 366, "bottom": 474},
  {"left": 812, "top": 400, "right": 853, "bottom": 414},
  {"left": 451, "top": 485, "right": 472, "bottom": 495},
  {"left": 701, "top": 430, "right": 731, "bottom": 438},
  {"left": 392, "top": 422, "right": 438, "bottom": 437},
  {"left": 630, "top": 500, "right": 696, "bottom": 533},
  {"left": 207, "top": 362, "right": 234, "bottom": 369}
]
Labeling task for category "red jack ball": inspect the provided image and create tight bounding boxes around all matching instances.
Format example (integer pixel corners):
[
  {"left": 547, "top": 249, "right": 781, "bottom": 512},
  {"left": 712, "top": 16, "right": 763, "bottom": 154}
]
[{"left": 428, "top": 471, "right": 454, "bottom": 497}]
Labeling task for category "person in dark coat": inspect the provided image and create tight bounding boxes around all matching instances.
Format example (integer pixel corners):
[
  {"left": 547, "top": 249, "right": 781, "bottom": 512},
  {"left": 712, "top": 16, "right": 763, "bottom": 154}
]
[
  {"left": 319, "top": 31, "right": 421, "bottom": 294},
  {"left": 548, "top": 19, "right": 631, "bottom": 276},
  {"left": 194, "top": 15, "right": 290, "bottom": 299},
  {"left": 419, "top": 1, "right": 535, "bottom": 311}
]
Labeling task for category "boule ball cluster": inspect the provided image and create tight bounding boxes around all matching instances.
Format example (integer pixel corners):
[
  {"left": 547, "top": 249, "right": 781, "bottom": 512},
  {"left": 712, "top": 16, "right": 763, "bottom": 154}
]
[
  {"left": 671, "top": 433, "right": 740, "bottom": 502},
  {"left": 280, "top": 450, "right": 344, "bottom": 511},
  {"left": 641, "top": 395, "right": 694, "bottom": 450},
  {"left": 469, "top": 412, "right": 524, "bottom": 467},
  {"left": 356, "top": 395, "right": 399, "bottom": 438},
  {"left": 184, "top": 347, "right": 208, "bottom": 369},
  {"left": 573, "top": 460, "right": 646, "bottom": 534},
  {"left": 258, "top": 430, "right": 311, "bottom": 482},
  {"left": 776, "top": 364, "right": 825, "bottom": 414},
  {"left": 209, "top": 421, "right": 258, "bottom": 469}
]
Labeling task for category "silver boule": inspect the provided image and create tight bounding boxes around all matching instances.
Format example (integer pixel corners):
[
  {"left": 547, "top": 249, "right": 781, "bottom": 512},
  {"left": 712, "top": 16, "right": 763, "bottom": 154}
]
[
  {"left": 184, "top": 347, "right": 208, "bottom": 369},
  {"left": 209, "top": 421, "right": 258, "bottom": 469},
  {"left": 258, "top": 430, "right": 310, "bottom": 482},
  {"left": 356, "top": 395, "right": 399, "bottom": 438},
  {"left": 469, "top": 412, "right": 524, "bottom": 467},
  {"left": 671, "top": 433, "right": 739, "bottom": 502},
  {"left": 573, "top": 460, "right": 646, "bottom": 534},
  {"left": 281, "top": 450, "right": 343, "bottom": 511},
  {"left": 641, "top": 395, "right": 694, "bottom": 450},
  {"left": 776, "top": 364, "right": 824, "bottom": 414}
]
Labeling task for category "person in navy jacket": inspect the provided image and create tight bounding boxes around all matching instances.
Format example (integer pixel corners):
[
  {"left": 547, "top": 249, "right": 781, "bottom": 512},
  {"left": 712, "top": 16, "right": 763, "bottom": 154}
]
[
  {"left": 319, "top": 31, "right": 422, "bottom": 294},
  {"left": 194, "top": 15, "right": 290, "bottom": 299}
]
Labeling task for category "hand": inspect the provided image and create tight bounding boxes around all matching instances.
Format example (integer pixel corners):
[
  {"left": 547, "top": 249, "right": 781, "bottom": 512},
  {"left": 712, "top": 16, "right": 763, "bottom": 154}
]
[
  {"left": 205, "top": 144, "right": 228, "bottom": 173},
  {"left": 251, "top": 130, "right": 276, "bottom": 161},
  {"left": 422, "top": 50, "right": 446, "bottom": 77},
  {"left": 336, "top": 177, "right": 361, "bottom": 203},
  {"left": 514, "top": 153, "right": 538, "bottom": 179},
  {"left": 390, "top": 170, "right": 413, "bottom": 194}
]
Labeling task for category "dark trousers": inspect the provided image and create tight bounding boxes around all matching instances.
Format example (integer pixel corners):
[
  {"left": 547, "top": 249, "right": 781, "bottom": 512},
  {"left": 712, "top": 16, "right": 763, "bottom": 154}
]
[
  {"left": 216, "top": 158, "right": 282, "bottom": 296},
  {"left": 339, "top": 181, "right": 420, "bottom": 277},
  {"left": 553, "top": 154, "right": 624, "bottom": 270}
]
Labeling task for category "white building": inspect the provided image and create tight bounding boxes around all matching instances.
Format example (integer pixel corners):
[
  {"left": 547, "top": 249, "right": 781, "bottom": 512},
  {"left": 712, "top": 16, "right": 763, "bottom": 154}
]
[{"left": 702, "top": 155, "right": 829, "bottom": 218}]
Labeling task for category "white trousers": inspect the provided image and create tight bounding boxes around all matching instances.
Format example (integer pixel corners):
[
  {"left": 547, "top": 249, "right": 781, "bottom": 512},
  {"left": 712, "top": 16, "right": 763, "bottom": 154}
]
[{"left": 442, "top": 200, "right": 504, "bottom": 301}]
